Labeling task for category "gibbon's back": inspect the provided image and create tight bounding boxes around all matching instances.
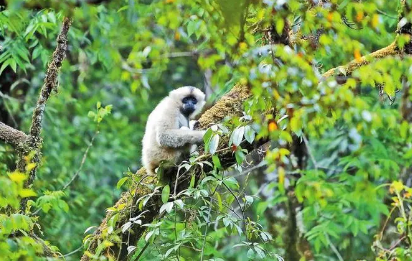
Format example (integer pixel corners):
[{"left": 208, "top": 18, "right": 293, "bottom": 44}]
[{"left": 142, "top": 96, "right": 178, "bottom": 174}]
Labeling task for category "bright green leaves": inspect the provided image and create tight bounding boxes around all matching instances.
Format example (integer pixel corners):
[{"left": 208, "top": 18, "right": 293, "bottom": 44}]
[
  {"left": 0, "top": 170, "right": 46, "bottom": 259},
  {"left": 0, "top": 10, "right": 60, "bottom": 75},
  {"left": 0, "top": 171, "right": 33, "bottom": 210},
  {"left": 88, "top": 102, "right": 112, "bottom": 123},
  {"left": 0, "top": 213, "right": 34, "bottom": 234},
  {"left": 35, "top": 191, "right": 69, "bottom": 213},
  {"left": 275, "top": 18, "right": 285, "bottom": 35},
  {"left": 187, "top": 19, "right": 202, "bottom": 39}
]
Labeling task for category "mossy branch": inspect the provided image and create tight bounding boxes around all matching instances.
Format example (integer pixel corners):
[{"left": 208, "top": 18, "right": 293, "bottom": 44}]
[
  {"left": 18, "top": 17, "right": 72, "bottom": 212},
  {"left": 0, "top": 122, "right": 28, "bottom": 147},
  {"left": 321, "top": 41, "right": 399, "bottom": 79}
]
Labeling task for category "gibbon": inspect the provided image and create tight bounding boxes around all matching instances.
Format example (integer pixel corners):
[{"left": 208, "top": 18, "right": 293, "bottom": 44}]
[{"left": 142, "top": 86, "right": 206, "bottom": 175}]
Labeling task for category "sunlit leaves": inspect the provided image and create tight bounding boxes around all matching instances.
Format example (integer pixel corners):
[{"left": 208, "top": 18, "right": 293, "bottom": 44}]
[{"left": 88, "top": 102, "right": 112, "bottom": 123}]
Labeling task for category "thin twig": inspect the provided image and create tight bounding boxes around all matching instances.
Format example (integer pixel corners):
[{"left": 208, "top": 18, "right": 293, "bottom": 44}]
[
  {"left": 302, "top": 134, "right": 317, "bottom": 171},
  {"left": 229, "top": 160, "right": 267, "bottom": 178},
  {"left": 62, "top": 130, "right": 99, "bottom": 190},
  {"left": 200, "top": 184, "right": 220, "bottom": 261},
  {"left": 379, "top": 205, "right": 397, "bottom": 240},
  {"left": 174, "top": 204, "right": 181, "bottom": 260},
  {"left": 389, "top": 235, "right": 406, "bottom": 250},
  {"left": 222, "top": 181, "right": 246, "bottom": 234},
  {"left": 377, "top": 9, "right": 398, "bottom": 19},
  {"left": 209, "top": 197, "right": 242, "bottom": 220},
  {"left": 63, "top": 246, "right": 83, "bottom": 257},
  {"left": 325, "top": 234, "right": 344, "bottom": 261},
  {"left": 0, "top": 91, "right": 18, "bottom": 127}
]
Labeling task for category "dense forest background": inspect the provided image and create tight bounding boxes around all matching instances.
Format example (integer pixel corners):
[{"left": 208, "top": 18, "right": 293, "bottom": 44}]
[{"left": 1, "top": 0, "right": 412, "bottom": 260}]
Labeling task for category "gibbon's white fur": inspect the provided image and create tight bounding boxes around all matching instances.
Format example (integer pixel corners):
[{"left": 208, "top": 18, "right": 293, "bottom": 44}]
[{"left": 142, "top": 86, "right": 206, "bottom": 175}]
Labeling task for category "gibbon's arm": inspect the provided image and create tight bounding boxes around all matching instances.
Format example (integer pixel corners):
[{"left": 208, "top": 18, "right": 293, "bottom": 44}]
[{"left": 157, "top": 129, "right": 205, "bottom": 148}]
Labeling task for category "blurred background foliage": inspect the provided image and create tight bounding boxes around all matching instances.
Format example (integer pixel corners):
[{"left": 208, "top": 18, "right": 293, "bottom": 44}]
[{"left": 1, "top": 0, "right": 412, "bottom": 260}]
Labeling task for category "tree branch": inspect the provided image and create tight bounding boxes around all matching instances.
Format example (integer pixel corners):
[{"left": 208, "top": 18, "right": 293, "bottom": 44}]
[
  {"left": 0, "top": 122, "right": 28, "bottom": 147},
  {"left": 322, "top": 41, "right": 399, "bottom": 79},
  {"left": 29, "top": 17, "right": 72, "bottom": 140},
  {"left": 19, "top": 17, "right": 72, "bottom": 212}
]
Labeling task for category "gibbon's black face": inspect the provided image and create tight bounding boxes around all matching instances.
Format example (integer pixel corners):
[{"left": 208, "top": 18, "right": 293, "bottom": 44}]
[{"left": 181, "top": 96, "right": 198, "bottom": 117}]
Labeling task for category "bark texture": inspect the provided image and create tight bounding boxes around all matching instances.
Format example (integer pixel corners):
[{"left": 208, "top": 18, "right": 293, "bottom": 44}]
[
  {"left": 17, "top": 17, "right": 72, "bottom": 212},
  {"left": 0, "top": 122, "right": 28, "bottom": 147}
]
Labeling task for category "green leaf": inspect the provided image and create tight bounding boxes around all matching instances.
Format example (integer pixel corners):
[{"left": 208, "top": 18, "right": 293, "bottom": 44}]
[
  {"left": 190, "top": 174, "right": 196, "bottom": 188},
  {"left": 160, "top": 201, "right": 174, "bottom": 214},
  {"left": 19, "top": 189, "right": 37, "bottom": 198},
  {"left": 117, "top": 177, "right": 129, "bottom": 189},
  {"left": 244, "top": 125, "right": 255, "bottom": 144},
  {"left": 161, "top": 185, "right": 170, "bottom": 204},
  {"left": 209, "top": 134, "right": 220, "bottom": 154},
  {"left": 276, "top": 18, "right": 284, "bottom": 34},
  {"left": 212, "top": 155, "right": 222, "bottom": 169},
  {"left": 58, "top": 200, "right": 69, "bottom": 213},
  {"left": 117, "top": 5, "right": 129, "bottom": 12},
  {"left": 290, "top": 116, "right": 302, "bottom": 133},
  {"left": 15, "top": 46, "right": 30, "bottom": 62},
  {"left": 187, "top": 20, "right": 197, "bottom": 37},
  {"left": 404, "top": 148, "right": 412, "bottom": 159},
  {"left": 203, "top": 129, "right": 213, "bottom": 152},
  {"left": 9, "top": 58, "right": 17, "bottom": 72},
  {"left": 0, "top": 59, "right": 11, "bottom": 74},
  {"left": 235, "top": 150, "right": 245, "bottom": 165},
  {"left": 215, "top": 192, "right": 223, "bottom": 211},
  {"left": 230, "top": 126, "right": 245, "bottom": 146}
]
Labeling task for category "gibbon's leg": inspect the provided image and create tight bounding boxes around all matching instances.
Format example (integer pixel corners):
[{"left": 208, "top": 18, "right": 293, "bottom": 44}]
[{"left": 157, "top": 129, "right": 205, "bottom": 148}]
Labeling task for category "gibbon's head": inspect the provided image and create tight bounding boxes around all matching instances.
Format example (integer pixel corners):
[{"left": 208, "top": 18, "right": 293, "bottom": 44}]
[{"left": 169, "top": 86, "right": 206, "bottom": 118}]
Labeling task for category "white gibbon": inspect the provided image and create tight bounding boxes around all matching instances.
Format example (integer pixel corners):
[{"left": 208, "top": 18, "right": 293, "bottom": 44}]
[{"left": 142, "top": 86, "right": 206, "bottom": 175}]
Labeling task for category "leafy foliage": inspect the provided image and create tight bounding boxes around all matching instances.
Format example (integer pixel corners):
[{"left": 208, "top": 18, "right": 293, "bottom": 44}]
[{"left": 1, "top": 0, "right": 412, "bottom": 261}]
